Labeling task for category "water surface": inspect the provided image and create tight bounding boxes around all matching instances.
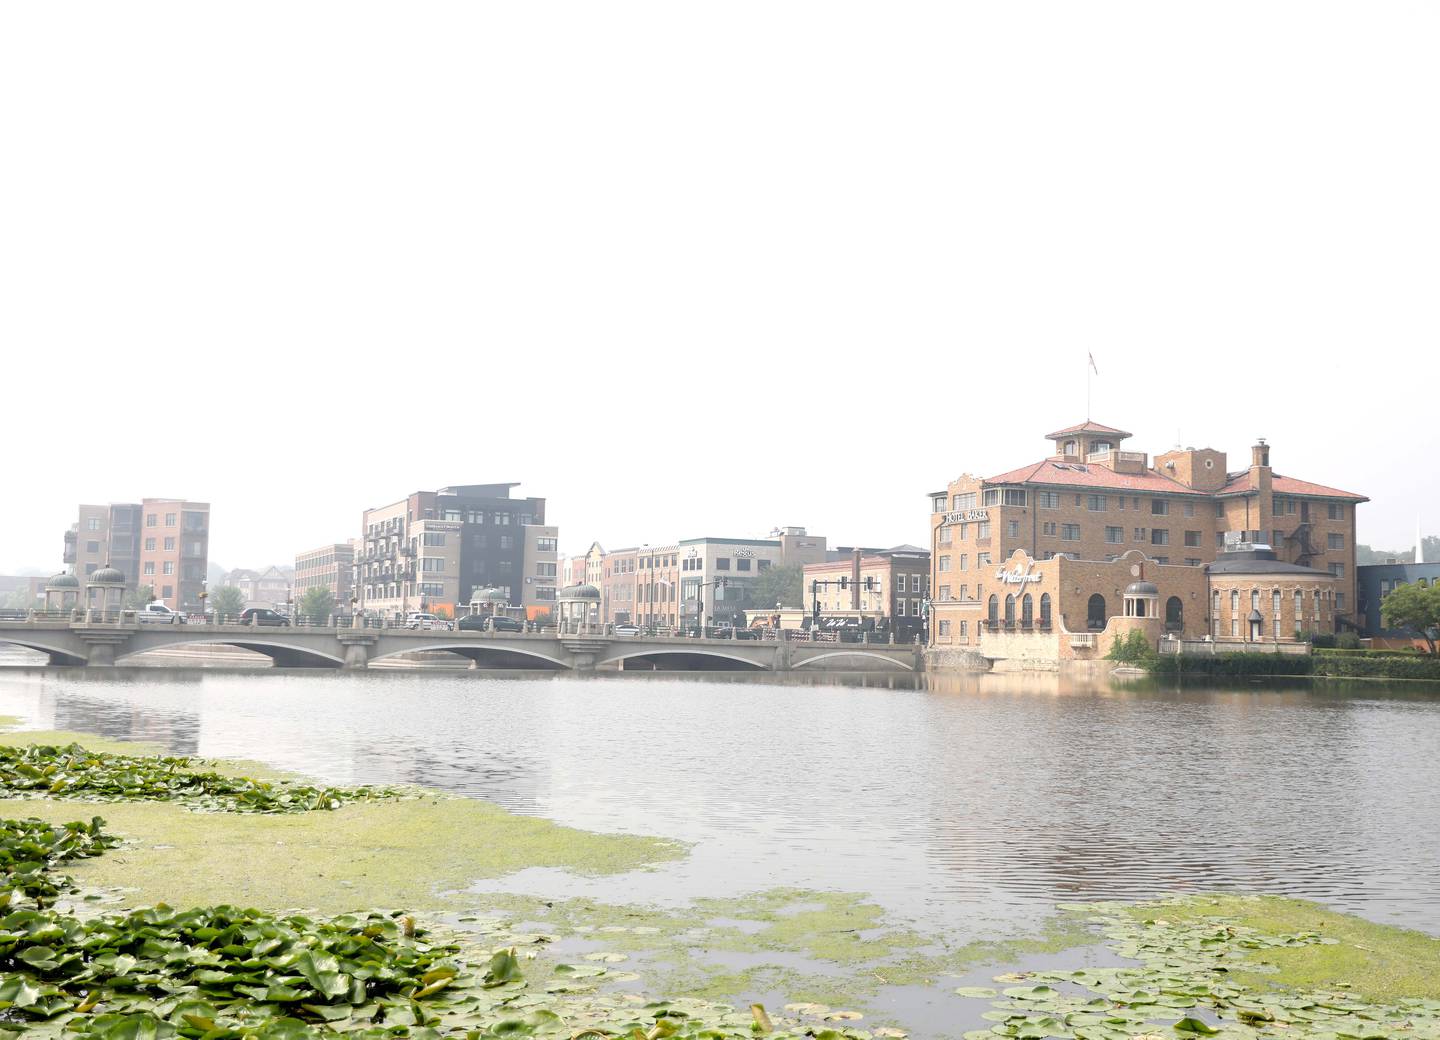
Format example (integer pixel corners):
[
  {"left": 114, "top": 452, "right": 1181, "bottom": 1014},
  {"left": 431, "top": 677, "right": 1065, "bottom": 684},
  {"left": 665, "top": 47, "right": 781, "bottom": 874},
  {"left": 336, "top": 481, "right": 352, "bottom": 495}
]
[{"left": 1, "top": 658, "right": 1437, "bottom": 942}]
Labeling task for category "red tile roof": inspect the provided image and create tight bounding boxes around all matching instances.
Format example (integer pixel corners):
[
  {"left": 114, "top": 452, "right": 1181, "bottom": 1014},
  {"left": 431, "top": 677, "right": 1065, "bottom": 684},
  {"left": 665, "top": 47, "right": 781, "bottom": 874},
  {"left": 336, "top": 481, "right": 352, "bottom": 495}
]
[
  {"left": 1220, "top": 472, "right": 1368, "bottom": 501},
  {"left": 983, "top": 460, "right": 1367, "bottom": 501},
  {"left": 1045, "top": 420, "right": 1132, "bottom": 440},
  {"left": 985, "top": 459, "right": 1207, "bottom": 495}
]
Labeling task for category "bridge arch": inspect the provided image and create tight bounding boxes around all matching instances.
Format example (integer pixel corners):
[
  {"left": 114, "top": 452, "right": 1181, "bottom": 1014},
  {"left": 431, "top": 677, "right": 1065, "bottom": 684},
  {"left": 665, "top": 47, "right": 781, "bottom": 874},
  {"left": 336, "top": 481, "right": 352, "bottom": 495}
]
[
  {"left": 792, "top": 650, "right": 915, "bottom": 672},
  {"left": 369, "top": 641, "right": 571, "bottom": 670},
  {"left": 0, "top": 635, "right": 87, "bottom": 667},
  {"left": 600, "top": 648, "right": 766, "bottom": 671},
  {"left": 116, "top": 638, "right": 346, "bottom": 669}
]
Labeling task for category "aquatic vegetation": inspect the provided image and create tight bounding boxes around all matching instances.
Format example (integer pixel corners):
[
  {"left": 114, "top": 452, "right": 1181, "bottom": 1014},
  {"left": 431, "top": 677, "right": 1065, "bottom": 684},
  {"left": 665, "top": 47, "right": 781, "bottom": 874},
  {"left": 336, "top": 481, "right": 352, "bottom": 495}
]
[
  {"left": 0, "top": 744, "right": 399, "bottom": 814},
  {"left": 0, "top": 816, "right": 117, "bottom": 904},
  {"left": 953, "top": 898, "right": 1440, "bottom": 1040}
]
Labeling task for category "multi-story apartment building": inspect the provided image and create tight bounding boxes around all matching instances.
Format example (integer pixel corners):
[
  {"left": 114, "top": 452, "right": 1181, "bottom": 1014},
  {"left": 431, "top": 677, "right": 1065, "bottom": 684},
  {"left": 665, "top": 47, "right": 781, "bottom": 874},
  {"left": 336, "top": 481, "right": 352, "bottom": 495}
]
[
  {"left": 928, "top": 420, "right": 1366, "bottom": 642},
  {"left": 599, "top": 547, "right": 638, "bottom": 624},
  {"left": 294, "top": 543, "right": 355, "bottom": 605},
  {"left": 802, "top": 546, "right": 932, "bottom": 642},
  {"left": 357, "top": 483, "right": 548, "bottom": 618},
  {"left": 137, "top": 500, "right": 211, "bottom": 610},
  {"left": 520, "top": 526, "right": 560, "bottom": 614},
  {"left": 63, "top": 500, "right": 207, "bottom": 610}
]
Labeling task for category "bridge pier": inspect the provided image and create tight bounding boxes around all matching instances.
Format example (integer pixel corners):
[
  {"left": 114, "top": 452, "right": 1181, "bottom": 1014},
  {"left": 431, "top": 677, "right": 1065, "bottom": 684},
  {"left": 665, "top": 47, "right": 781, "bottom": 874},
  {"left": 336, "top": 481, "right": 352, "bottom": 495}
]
[
  {"left": 338, "top": 633, "right": 376, "bottom": 670},
  {"left": 75, "top": 626, "right": 134, "bottom": 667},
  {"left": 773, "top": 641, "right": 792, "bottom": 671}
]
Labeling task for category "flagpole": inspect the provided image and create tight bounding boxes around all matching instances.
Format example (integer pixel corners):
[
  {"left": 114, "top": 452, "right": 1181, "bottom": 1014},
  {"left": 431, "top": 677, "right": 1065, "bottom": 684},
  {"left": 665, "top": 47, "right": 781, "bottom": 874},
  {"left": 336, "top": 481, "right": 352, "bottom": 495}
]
[{"left": 1086, "top": 357, "right": 1091, "bottom": 421}]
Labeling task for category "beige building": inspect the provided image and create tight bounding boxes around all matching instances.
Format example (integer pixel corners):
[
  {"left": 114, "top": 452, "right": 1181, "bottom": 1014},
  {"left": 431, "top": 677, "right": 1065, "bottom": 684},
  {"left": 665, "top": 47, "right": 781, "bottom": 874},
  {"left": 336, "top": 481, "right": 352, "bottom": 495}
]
[
  {"left": 294, "top": 543, "right": 355, "bottom": 605},
  {"left": 521, "top": 525, "right": 560, "bottom": 614},
  {"left": 929, "top": 420, "right": 1365, "bottom": 644}
]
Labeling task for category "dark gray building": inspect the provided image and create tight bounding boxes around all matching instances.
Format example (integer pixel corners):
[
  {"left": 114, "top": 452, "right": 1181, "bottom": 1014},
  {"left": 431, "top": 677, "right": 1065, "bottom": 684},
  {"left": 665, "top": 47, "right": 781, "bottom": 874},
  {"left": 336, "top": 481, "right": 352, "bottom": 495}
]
[{"left": 1357, "top": 561, "right": 1440, "bottom": 637}]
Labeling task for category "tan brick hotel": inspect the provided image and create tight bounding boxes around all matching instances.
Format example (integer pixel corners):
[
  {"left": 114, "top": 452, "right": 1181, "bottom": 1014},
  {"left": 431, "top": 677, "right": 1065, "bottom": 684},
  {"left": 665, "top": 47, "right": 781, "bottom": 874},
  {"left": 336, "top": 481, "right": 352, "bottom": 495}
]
[{"left": 928, "top": 420, "right": 1366, "bottom": 657}]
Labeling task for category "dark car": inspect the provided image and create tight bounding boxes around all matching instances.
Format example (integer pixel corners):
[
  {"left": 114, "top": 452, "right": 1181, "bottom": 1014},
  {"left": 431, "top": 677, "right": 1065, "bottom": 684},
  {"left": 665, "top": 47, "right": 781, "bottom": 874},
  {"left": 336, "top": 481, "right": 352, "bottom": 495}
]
[
  {"left": 458, "top": 614, "right": 525, "bottom": 633},
  {"left": 238, "top": 607, "right": 289, "bottom": 627}
]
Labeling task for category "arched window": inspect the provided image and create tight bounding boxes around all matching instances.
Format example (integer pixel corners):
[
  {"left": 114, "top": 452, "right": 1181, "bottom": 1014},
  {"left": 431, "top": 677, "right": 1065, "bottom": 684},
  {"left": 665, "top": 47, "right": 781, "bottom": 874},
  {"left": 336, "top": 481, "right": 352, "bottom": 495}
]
[
  {"left": 1021, "top": 593, "right": 1034, "bottom": 627},
  {"left": 1087, "top": 593, "right": 1107, "bottom": 630},
  {"left": 1039, "top": 593, "right": 1052, "bottom": 627},
  {"left": 1212, "top": 590, "right": 1220, "bottom": 617},
  {"left": 1231, "top": 589, "right": 1240, "bottom": 615},
  {"left": 1165, "top": 596, "right": 1183, "bottom": 630},
  {"left": 1004, "top": 594, "right": 1016, "bottom": 627},
  {"left": 987, "top": 594, "right": 998, "bottom": 625}
]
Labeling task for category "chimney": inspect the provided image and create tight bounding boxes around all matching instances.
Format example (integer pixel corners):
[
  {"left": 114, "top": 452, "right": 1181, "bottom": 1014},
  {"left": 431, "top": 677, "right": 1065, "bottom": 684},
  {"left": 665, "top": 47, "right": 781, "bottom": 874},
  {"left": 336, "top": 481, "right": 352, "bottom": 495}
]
[
  {"left": 1251, "top": 438, "right": 1270, "bottom": 469},
  {"left": 851, "top": 548, "right": 862, "bottom": 610}
]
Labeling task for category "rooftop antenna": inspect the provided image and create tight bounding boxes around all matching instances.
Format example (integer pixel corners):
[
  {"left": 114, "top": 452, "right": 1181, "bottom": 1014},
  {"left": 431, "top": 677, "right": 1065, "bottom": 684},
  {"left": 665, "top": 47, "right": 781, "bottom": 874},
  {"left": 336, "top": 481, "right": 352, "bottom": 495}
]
[{"left": 1086, "top": 352, "right": 1098, "bottom": 420}]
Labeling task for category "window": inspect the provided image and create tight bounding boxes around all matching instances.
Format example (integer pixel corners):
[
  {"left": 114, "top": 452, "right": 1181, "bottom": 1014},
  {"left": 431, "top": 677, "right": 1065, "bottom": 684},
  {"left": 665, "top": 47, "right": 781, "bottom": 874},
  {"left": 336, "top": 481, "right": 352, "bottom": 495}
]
[
  {"left": 959, "top": 620, "right": 968, "bottom": 640},
  {"left": 1274, "top": 529, "right": 1286, "bottom": 548},
  {"left": 939, "top": 620, "right": 951, "bottom": 637},
  {"left": 1186, "top": 558, "right": 1202, "bottom": 567},
  {"left": 731, "top": 558, "right": 748, "bottom": 571},
  {"left": 897, "top": 574, "right": 908, "bottom": 592},
  {"left": 1328, "top": 502, "right": 1343, "bottom": 521},
  {"left": 1007, "top": 520, "right": 1020, "bottom": 537},
  {"left": 977, "top": 553, "right": 991, "bottom": 566},
  {"left": 1215, "top": 502, "right": 1226, "bottom": 519},
  {"left": 939, "top": 585, "right": 951, "bottom": 601},
  {"left": 143, "top": 562, "right": 155, "bottom": 576},
  {"left": 1184, "top": 530, "right": 1201, "bottom": 547},
  {"left": 716, "top": 558, "right": 730, "bottom": 571},
  {"left": 499, "top": 535, "right": 513, "bottom": 550},
  {"left": 1216, "top": 532, "right": 1226, "bottom": 549},
  {"left": 146, "top": 514, "right": 157, "bottom": 527},
  {"left": 939, "top": 556, "right": 951, "bottom": 572},
  {"left": 1038, "top": 492, "right": 1060, "bottom": 509},
  {"left": 144, "top": 538, "right": 156, "bottom": 551},
  {"left": 537, "top": 563, "right": 557, "bottom": 576},
  {"left": 1134, "top": 527, "right": 1147, "bottom": 541},
  {"left": 958, "top": 554, "right": 968, "bottom": 570},
  {"left": 1003, "top": 489, "right": 1027, "bottom": 506},
  {"left": 165, "top": 513, "right": 176, "bottom": 526},
  {"left": 86, "top": 517, "right": 101, "bottom": 532},
  {"left": 938, "top": 526, "right": 952, "bottom": 545},
  {"left": 976, "top": 522, "right": 991, "bottom": 539},
  {"left": 1153, "top": 557, "right": 1169, "bottom": 564},
  {"left": 1087, "top": 495, "right": 1107, "bottom": 512},
  {"left": 932, "top": 496, "right": 947, "bottom": 513},
  {"left": 1183, "top": 501, "right": 1195, "bottom": 517},
  {"left": 895, "top": 599, "right": 906, "bottom": 616},
  {"left": 1336, "top": 592, "right": 1346, "bottom": 611},
  {"left": 758, "top": 559, "right": 770, "bottom": 571},
  {"left": 983, "top": 489, "right": 1001, "bottom": 506},
  {"left": 163, "top": 537, "right": 175, "bottom": 551},
  {"left": 1251, "top": 589, "right": 1260, "bottom": 612},
  {"left": 1105, "top": 526, "right": 1123, "bottom": 544},
  {"left": 86, "top": 540, "right": 100, "bottom": 553},
  {"left": 1328, "top": 533, "right": 1344, "bottom": 550},
  {"left": 1063, "top": 440, "right": 1077, "bottom": 455},
  {"left": 162, "top": 585, "right": 172, "bottom": 598},
  {"left": 1042, "top": 522, "right": 1057, "bottom": 536},
  {"left": 1328, "top": 562, "right": 1345, "bottom": 578},
  {"left": 952, "top": 492, "right": 976, "bottom": 511},
  {"left": 912, "top": 598, "right": 922, "bottom": 616},
  {"left": 1151, "top": 499, "right": 1169, "bottom": 516},
  {"left": 423, "top": 533, "right": 446, "bottom": 546},
  {"left": 1061, "top": 524, "right": 1081, "bottom": 541},
  {"left": 1273, "top": 589, "right": 1282, "bottom": 635},
  {"left": 162, "top": 562, "right": 174, "bottom": 575},
  {"left": 1294, "top": 590, "right": 1304, "bottom": 635},
  {"left": 537, "top": 538, "right": 558, "bottom": 553}
]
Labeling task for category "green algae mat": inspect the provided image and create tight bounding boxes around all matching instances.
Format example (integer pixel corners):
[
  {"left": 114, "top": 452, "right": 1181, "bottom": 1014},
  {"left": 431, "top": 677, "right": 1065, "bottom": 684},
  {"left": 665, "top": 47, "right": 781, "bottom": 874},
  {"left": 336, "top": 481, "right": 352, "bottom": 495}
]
[{"left": 0, "top": 730, "right": 1436, "bottom": 1040}]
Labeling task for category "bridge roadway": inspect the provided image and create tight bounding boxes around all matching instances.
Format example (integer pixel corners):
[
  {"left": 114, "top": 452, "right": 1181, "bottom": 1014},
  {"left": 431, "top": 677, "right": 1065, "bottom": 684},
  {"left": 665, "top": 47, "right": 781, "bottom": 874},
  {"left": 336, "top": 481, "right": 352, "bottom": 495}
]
[{"left": 0, "top": 618, "right": 923, "bottom": 673}]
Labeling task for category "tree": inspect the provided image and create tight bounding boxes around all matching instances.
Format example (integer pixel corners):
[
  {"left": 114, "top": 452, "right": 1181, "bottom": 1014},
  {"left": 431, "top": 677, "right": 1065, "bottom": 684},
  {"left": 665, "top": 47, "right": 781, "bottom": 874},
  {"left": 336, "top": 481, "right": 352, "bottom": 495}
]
[
  {"left": 124, "top": 584, "right": 156, "bottom": 609},
  {"left": 1106, "top": 629, "right": 1158, "bottom": 665},
  {"left": 753, "top": 563, "right": 805, "bottom": 610},
  {"left": 299, "top": 586, "right": 336, "bottom": 623},
  {"left": 210, "top": 585, "right": 245, "bottom": 617},
  {"left": 1381, "top": 581, "right": 1440, "bottom": 654}
]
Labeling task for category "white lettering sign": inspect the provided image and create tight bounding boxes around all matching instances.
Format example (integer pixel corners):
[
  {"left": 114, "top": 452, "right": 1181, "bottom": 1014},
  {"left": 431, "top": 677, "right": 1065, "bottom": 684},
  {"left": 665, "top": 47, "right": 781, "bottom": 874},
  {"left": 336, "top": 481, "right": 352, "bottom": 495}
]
[
  {"left": 733, "top": 549, "right": 756, "bottom": 558},
  {"left": 994, "top": 566, "right": 1042, "bottom": 585},
  {"left": 942, "top": 509, "right": 988, "bottom": 524}
]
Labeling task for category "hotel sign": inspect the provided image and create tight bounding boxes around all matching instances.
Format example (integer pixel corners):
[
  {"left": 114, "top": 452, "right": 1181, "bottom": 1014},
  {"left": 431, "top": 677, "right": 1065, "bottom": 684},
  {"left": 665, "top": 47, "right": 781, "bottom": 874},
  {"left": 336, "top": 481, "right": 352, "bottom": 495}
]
[
  {"left": 995, "top": 564, "right": 1042, "bottom": 585},
  {"left": 942, "top": 509, "right": 988, "bottom": 525}
]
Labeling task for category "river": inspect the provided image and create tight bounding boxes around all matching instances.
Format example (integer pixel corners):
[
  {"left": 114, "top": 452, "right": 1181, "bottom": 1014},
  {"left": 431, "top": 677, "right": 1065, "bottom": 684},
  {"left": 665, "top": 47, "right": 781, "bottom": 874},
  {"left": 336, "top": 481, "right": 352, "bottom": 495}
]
[{"left": 1, "top": 657, "right": 1437, "bottom": 944}]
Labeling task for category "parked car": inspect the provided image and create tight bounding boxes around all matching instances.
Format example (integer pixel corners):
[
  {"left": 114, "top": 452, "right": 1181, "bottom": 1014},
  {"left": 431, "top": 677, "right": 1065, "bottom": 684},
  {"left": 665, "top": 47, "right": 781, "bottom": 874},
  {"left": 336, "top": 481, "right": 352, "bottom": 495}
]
[
  {"left": 137, "top": 602, "right": 186, "bottom": 625},
  {"left": 459, "top": 614, "right": 524, "bottom": 633},
  {"left": 238, "top": 607, "right": 289, "bottom": 627},
  {"left": 404, "top": 612, "right": 452, "bottom": 631},
  {"left": 612, "top": 623, "right": 649, "bottom": 637}
]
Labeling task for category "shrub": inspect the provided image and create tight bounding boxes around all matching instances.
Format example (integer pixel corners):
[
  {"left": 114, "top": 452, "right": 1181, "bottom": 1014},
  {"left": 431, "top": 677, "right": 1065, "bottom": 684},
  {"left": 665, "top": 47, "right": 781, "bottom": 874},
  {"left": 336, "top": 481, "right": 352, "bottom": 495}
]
[
  {"left": 1106, "top": 630, "right": 1157, "bottom": 664},
  {"left": 1335, "top": 631, "right": 1363, "bottom": 650},
  {"left": 1151, "top": 652, "right": 1440, "bottom": 681}
]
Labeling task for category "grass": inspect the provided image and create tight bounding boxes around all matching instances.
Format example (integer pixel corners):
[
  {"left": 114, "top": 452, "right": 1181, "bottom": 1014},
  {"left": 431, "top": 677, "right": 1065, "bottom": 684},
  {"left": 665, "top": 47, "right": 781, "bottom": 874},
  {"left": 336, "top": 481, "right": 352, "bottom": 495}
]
[{"left": 1131, "top": 894, "right": 1440, "bottom": 1001}]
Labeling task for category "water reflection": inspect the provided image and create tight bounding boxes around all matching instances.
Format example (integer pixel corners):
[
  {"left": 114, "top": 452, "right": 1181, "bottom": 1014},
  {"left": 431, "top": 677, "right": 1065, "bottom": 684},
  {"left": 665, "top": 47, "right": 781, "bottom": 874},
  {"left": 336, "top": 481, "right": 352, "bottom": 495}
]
[{"left": 0, "top": 664, "right": 1437, "bottom": 941}]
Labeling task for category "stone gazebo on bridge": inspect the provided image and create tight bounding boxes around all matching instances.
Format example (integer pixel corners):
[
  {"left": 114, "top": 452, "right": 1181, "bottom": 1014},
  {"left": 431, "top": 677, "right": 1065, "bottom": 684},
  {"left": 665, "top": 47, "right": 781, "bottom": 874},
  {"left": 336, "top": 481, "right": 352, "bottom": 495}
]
[
  {"left": 85, "top": 566, "right": 127, "bottom": 617},
  {"left": 556, "top": 584, "right": 601, "bottom": 634},
  {"left": 44, "top": 572, "right": 81, "bottom": 613}
]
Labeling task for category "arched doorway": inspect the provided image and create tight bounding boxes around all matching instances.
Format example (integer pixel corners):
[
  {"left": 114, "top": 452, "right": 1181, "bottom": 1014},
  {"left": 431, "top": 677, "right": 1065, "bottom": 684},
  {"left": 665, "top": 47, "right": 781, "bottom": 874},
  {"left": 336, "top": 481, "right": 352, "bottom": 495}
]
[
  {"left": 1087, "top": 593, "right": 1107, "bottom": 631},
  {"left": 1165, "top": 596, "right": 1183, "bottom": 631}
]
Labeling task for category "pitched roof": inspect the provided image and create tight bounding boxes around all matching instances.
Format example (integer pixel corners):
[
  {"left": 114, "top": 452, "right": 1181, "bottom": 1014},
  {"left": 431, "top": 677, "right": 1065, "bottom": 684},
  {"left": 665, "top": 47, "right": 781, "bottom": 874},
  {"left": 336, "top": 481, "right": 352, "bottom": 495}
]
[
  {"left": 984, "top": 459, "right": 1208, "bottom": 496},
  {"left": 1219, "top": 472, "right": 1368, "bottom": 501},
  {"left": 1045, "top": 420, "right": 1132, "bottom": 440}
]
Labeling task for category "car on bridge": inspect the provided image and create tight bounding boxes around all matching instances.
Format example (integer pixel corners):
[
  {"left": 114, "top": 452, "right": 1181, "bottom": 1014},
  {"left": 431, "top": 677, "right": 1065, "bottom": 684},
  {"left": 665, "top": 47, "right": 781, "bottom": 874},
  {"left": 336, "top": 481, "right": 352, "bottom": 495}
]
[
  {"left": 137, "top": 603, "right": 187, "bottom": 625},
  {"left": 458, "top": 614, "right": 524, "bottom": 633},
  {"left": 612, "top": 623, "right": 647, "bottom": 637},
  {"left": 238, "top": 607, "right": 289, "bottom": 627},
  {"left": 404, "top": 612, "right": 452, "bottom": 631}
]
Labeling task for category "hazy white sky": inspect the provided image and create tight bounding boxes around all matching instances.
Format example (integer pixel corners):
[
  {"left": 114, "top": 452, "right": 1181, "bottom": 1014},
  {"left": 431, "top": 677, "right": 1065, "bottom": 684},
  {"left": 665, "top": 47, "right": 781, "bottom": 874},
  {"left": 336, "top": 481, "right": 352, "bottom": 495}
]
[{"left": 2, "top": 2, "right": 1436, "bottom": 573}]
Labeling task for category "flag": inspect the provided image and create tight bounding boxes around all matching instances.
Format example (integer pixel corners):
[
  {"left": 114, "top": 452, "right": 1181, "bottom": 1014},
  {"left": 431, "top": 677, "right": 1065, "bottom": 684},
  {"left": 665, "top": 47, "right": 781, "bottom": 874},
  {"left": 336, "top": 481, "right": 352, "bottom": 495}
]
[{"left": 1088, "top": 352, "right": 1099, "bottom": 374}]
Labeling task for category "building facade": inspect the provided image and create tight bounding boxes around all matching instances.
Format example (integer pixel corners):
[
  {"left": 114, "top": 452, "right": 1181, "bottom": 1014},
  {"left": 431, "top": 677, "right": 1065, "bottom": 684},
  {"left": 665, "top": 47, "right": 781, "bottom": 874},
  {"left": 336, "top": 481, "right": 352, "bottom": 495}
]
[
  {"left": 1357, "top": 562, "right": 1440, "bottom": 643},
  {"left": 520, "top": 525, "right": 560, "bottom": 616},
  {"left": 294, "top": 543, "right": 355, "bottom": 605},
  {"left": 680, "top": 529, "right": 829, "bottom": 625},
  {"left": 929, "top": 421, "right": 1365, "bottom": 644},
  {"left": 357, "top": 483, "right": 548, "bottom": 618},
  {"left": 63, "top": 499, "right": 207, "bottom": 610},
  {"left": 802, "top": 546, "right": 932, "bottom": 642}
]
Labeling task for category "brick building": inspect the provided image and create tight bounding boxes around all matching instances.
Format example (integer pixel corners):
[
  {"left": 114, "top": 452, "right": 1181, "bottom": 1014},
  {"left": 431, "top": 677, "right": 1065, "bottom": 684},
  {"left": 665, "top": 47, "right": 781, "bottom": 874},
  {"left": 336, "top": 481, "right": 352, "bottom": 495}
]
[
  {"left": 294, "top": 543, "right": 355, "bottom": 605},
  {"left": 64, "top": 499, "right": 208, "bottom": 610},
  {"left": 802, "top": 546, "right": 932, "bottom": 642},
  {"left": 928, "top": 420, "right": 1365, "bottom": 645}
]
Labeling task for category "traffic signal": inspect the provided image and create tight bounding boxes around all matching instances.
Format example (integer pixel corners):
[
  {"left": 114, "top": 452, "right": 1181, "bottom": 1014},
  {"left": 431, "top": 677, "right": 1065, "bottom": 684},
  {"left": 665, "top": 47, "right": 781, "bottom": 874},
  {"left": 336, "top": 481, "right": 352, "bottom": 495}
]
[
  {"left": 840, "top": 576, "right": 848, "bottom": 589},
  {"left": 864, "top": 577, "right": 874, "bottom": 590}
]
